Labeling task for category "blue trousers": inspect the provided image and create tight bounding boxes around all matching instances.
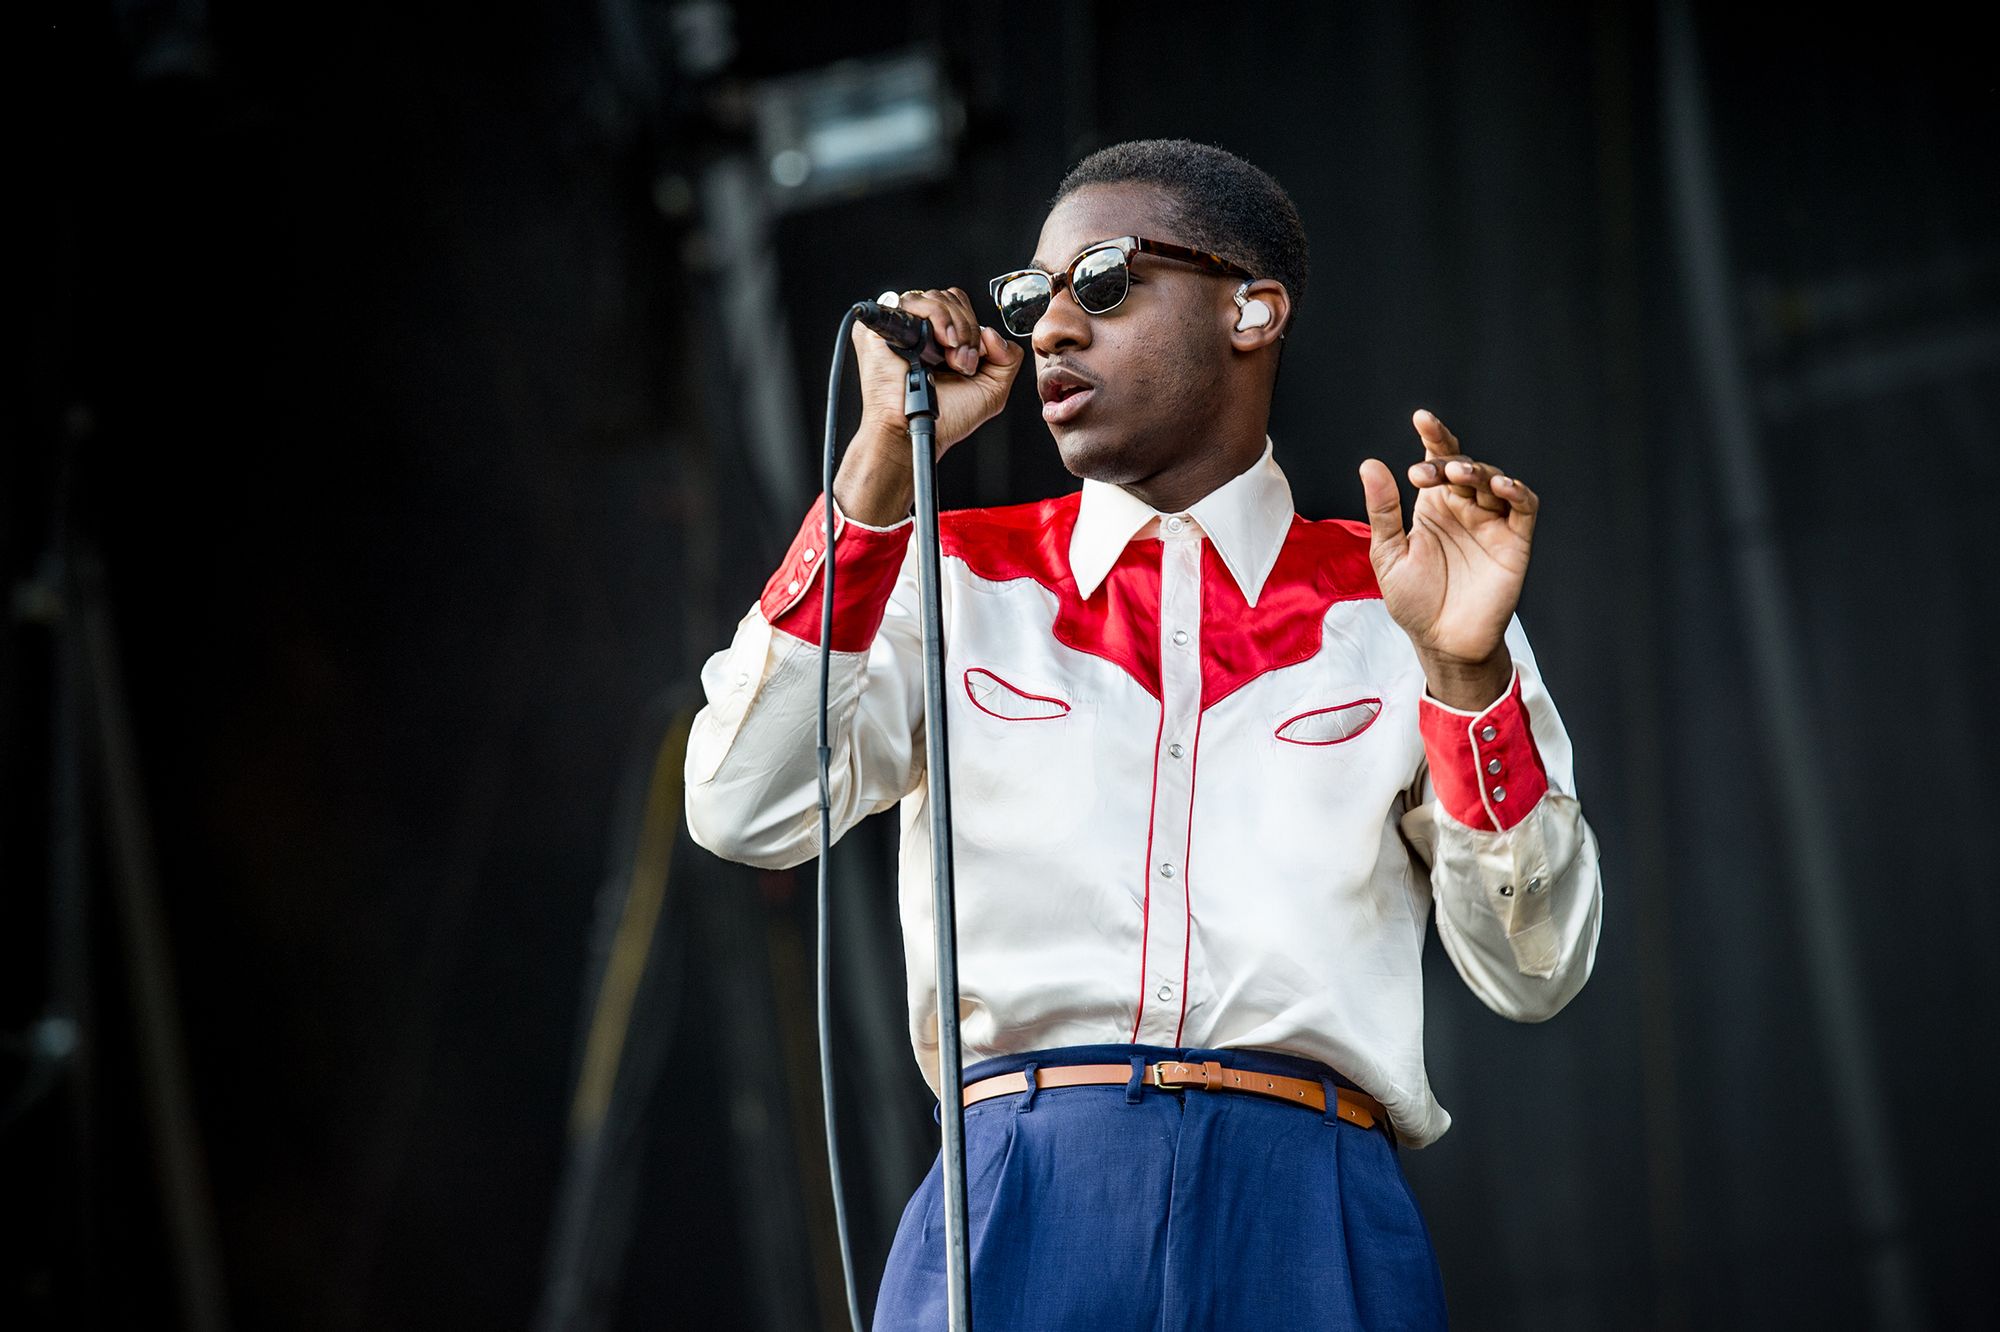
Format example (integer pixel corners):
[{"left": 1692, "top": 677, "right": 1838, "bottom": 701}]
[{"left": 873, "top": 1044, "right": 1448, "bottom": 1331}]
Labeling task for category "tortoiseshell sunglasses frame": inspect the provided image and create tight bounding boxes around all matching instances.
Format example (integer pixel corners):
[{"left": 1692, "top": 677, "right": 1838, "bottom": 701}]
[{"left": 987, "top": 235, "right": 1255, "bottom": 337}]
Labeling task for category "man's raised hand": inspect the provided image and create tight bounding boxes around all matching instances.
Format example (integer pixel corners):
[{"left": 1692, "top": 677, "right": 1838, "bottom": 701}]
[{"left": 1358, "top": 409, "right": 1538, "bottom": 711}]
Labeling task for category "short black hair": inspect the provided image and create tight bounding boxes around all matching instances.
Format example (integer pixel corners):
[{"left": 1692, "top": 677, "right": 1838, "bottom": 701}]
[{"left": 1051, "top": 138, "right": 1310, "bottom": 321}]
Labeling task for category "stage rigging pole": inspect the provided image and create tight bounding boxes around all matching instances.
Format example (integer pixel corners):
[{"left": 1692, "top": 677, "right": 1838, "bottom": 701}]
[{"left": 1659, "top": 3, "right": 1918, "bottom": 1324}]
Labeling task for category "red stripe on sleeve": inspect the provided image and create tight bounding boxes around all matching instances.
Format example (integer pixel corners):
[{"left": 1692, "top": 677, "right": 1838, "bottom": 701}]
[
  {"left": 1416, "top": 671, "right": 1550, "bottom": 832},
  {"left": 760, "top": 494, "right": 912, "bottom": 652}
]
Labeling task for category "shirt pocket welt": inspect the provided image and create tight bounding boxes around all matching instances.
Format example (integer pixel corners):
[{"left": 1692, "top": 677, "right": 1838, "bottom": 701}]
[
  {"left": 1274, "top": 696, "right": 1383, "bottom": 746},
  {"left": 950, "top": 667, "right": 1097, "bottom": 849},
  {"left": 1260, "top": 695, "right": 1395, "bottom": 840},
  {"left": 963, "top": 667, "right": 1072, "bottom": 722}
]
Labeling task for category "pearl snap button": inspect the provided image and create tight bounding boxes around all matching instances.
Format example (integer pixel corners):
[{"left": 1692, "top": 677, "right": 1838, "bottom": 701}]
[
  {"left": 786, "top": 580, "right": 801, "bottom": 595},
  {"left": 1490, "top": 785, "right": 1507, "bottom": 802},
  {"left": 1480, "top": 725, "right": 1498, "bottom": 742},
  {"left": 1169, "top": 743, "right": 1185, "bottom": 759},
  {"left": 801, "top": 547, "right": 816, "bottom": 562},
  {"left": 1172, "top": 630, "right": 1189, "bottom": 646},
  {"left": 1486, "top": 757, "right": 1503, "bottom": 774},
  {"left": 1159, "top": 863, "right": 1176, "bottom": 879},
  {"left": 1156, "top": 983, "right": 1173, "bottom": 1001}
]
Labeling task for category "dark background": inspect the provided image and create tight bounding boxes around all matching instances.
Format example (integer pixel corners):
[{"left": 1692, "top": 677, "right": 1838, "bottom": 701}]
[{"left": 9, "top": 0, "right": 1999, "bottom": 1328}]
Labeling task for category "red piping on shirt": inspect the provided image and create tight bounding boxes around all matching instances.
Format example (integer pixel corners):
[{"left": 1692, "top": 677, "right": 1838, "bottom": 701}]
[
  {"left": 1173, "top": 707, "right": 1205, "bottom": 1047},
  {"left": 1129, "top": 705, "right": 1165, "bottom": 1043},
  {"left": 1273, "top": 698, "right": 1384, "bottom": 746},
  {"left": 962, "top": 668, "right": 1071, "bottom": 722}
]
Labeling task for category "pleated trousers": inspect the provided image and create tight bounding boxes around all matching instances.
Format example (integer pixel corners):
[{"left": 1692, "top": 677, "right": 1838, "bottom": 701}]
[{"left": 872, "top": 1043, "right": 1449, "bottom": 1331}]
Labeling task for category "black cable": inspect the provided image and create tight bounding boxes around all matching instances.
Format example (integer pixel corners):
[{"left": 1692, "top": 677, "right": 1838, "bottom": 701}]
[{"left": 817, "top": 304, "right": 866, "bottom": 1332}]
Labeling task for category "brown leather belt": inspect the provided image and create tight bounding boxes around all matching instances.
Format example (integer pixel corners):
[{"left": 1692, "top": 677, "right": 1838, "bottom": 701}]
[{"left": 961, "top": 1059, "right": 1387, "bottom": 1132}]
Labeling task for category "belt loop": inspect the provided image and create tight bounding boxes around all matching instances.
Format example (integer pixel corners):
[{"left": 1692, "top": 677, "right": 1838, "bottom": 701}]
[
  {"left": 1017, "top": 1062, "right": 1040, "bottom": 1114},
  {"left": 1125, "top": 1056, "right": 1146, "bottom": 1104},
  {"left": 1319, "top": 1075, "right": 1340, "bottom": 1128}
]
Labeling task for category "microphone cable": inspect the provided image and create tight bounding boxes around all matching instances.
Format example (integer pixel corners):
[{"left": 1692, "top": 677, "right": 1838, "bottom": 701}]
[{"left": 815, "top": 303, "right": 867, "bottom": 1332}]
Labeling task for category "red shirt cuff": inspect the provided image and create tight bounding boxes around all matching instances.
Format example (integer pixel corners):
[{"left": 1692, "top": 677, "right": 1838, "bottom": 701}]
[
  {"left": 1417, "top": 669, "right": 1550, "bottom": 832},
  {"left": 759, "top": 493, "right": 913, "bottom": 651}
]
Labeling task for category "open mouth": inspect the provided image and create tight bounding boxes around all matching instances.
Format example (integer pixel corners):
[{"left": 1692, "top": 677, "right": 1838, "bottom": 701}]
[{"left": 1038, "top": 369, "right": 1098, "bottom": 425}]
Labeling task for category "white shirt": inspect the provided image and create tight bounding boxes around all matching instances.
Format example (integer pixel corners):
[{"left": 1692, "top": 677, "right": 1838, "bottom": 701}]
[{"left": 685, "top": 440, "right": 1602, "bottom": 1146}]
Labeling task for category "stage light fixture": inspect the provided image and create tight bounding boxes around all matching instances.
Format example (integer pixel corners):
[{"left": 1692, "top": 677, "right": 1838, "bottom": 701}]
[{"left": 752, "top": 49, "right": 961, "bottom": 212}]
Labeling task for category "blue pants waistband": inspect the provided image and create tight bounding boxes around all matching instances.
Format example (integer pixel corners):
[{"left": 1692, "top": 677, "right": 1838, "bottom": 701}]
[{"left": 960, "top": 1043, "right": 1364, "bottom": 1095}]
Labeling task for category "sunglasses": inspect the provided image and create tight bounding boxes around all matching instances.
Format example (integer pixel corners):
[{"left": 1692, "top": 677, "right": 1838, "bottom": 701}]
[{"left": 987, "top": 235, "right": 1255, "bottom": 339}]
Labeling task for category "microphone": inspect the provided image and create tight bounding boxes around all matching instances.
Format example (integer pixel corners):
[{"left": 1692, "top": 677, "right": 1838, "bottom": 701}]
[{"left": 852, "top": 299, "right": 963, "bottom": 374}]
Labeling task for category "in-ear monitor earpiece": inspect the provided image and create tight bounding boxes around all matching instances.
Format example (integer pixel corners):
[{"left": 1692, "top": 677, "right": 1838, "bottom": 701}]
[{"left": 1233, "top": 282, "right": 1273, "bottom": 332}]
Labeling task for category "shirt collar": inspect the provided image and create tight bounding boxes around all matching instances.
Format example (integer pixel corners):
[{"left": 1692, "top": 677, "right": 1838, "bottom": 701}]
[{"left": 1068, "top": 437, "right": 1295, "bottom": 608}]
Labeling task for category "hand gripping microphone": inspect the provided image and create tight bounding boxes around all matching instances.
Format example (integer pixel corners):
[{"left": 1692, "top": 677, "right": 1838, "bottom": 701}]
[{"left": 852, "top": 296, "right": 962, "bottom": 373}]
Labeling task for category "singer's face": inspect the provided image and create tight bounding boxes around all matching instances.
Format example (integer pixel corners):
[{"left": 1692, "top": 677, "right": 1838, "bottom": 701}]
[{"left": 1026, "top": 184, "right": 1234, "bottom": 486}]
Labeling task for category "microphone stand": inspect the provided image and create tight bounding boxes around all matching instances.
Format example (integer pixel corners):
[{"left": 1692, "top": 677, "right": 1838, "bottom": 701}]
[{"left": 897, "top": 349, "right": 974, "bottom": 1332}]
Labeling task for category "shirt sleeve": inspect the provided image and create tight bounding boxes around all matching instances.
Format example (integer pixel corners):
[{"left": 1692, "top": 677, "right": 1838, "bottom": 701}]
[
  {"left": 683, "top": 493, "right": 925, "bottom": 869},
  {"left": 1398, "top": 617, "right": 1604, "bottom": 1022}
]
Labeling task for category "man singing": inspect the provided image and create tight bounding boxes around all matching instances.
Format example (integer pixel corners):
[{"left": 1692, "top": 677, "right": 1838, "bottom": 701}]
[{"left": 685, "top": 138, "right": 1602, "bottom": 1329}]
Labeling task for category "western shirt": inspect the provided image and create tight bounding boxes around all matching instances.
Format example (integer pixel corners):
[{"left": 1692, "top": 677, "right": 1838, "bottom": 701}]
[{"left": 685, "top": 440, "right": 1602, "bottom": 1146}]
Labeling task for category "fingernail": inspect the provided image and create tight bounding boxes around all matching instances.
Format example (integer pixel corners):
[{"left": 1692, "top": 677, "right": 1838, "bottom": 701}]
[{"left": 941, "top": 324, "right": 959, "bottom": 348}]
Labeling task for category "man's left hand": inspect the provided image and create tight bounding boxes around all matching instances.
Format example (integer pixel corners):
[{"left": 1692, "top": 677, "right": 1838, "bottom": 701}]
[{"left": 1359, "top": 409, "right": 1537, "bottom": 712}]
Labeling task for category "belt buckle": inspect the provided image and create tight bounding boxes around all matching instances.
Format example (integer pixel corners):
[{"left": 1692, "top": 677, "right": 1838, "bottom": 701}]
[{"left": 1151, "top": 1060, "right": 1219, "bottom": 1092}]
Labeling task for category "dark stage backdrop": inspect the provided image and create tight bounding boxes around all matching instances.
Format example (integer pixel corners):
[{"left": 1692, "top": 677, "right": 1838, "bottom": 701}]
[{"left": 10, "top": 2, "right": 1998, "bottom": 1329}]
